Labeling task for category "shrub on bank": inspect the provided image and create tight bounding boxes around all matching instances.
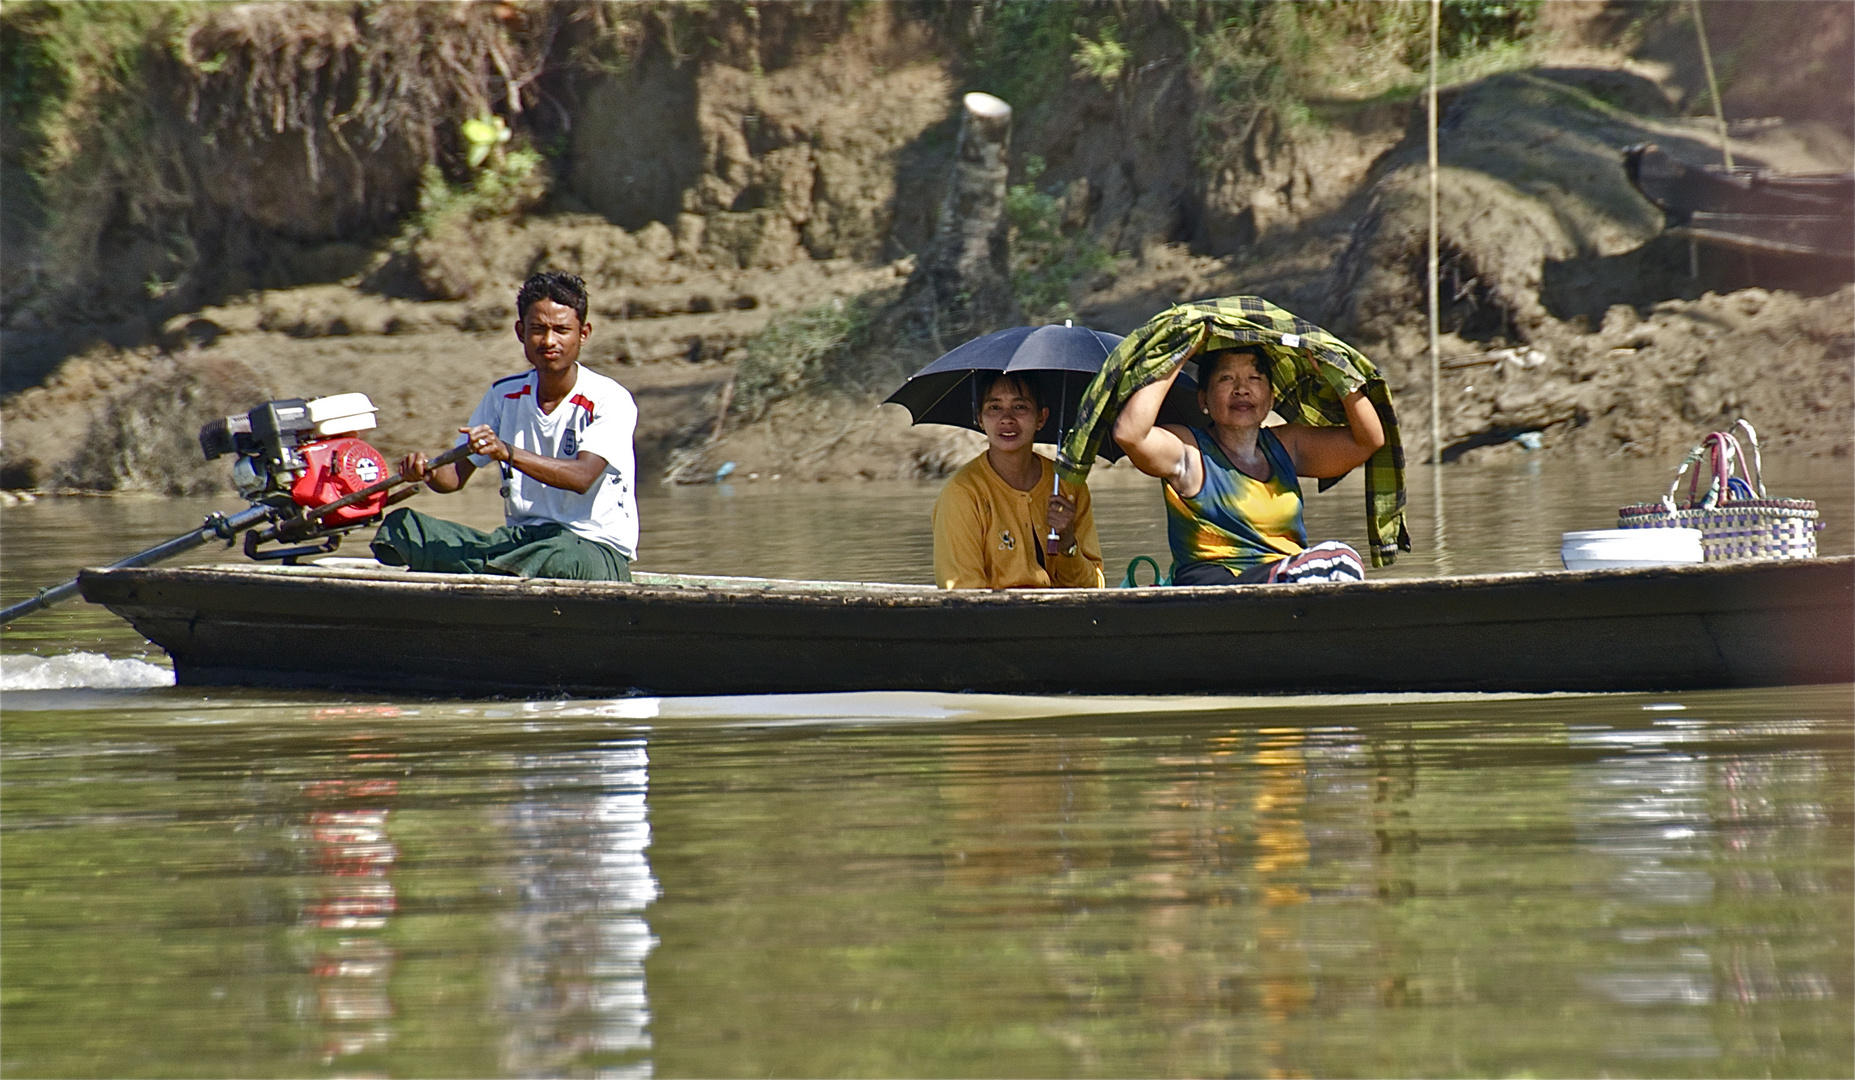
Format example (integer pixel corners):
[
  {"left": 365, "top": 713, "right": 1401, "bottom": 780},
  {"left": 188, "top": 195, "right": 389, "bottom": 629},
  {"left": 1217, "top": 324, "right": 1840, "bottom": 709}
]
[
  {"left": 0, "top": 1, "right": 561, "bottom": 318},
  {"left": 731, "top": 291, "right": 894, "bottom": 421},
  {"left": 0, "top": 1, "right": 1557, "bottom": 330},
  {"left": 1005, "top": 156, "right": 1116, "bottom": 325}
]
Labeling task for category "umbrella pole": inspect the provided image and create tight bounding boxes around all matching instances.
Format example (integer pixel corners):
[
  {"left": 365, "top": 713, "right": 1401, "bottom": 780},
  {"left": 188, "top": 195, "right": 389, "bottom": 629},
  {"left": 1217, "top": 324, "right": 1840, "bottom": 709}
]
[{"left": 1047, "top": 372, "right": 1066, "bottom": 555}]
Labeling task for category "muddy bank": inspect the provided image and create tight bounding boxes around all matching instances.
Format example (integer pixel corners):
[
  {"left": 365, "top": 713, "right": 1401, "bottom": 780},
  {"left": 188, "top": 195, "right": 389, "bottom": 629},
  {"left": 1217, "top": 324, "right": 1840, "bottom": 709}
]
[
  {"left": 0, "top": 257, "right": 906, "bottom": 492},
  {"left": 4, "top": 266, "right": 1844, "bottom": 497},
  {"left": 2, "top": 1, "right": 1850, "bottom": 496},
  {"left": 1311, "top": 66, "right": 1854, "bottom": 462}
]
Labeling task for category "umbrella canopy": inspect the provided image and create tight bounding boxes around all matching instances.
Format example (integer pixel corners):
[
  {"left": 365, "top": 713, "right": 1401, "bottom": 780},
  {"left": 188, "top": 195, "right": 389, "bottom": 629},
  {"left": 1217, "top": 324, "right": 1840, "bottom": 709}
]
[{"left": 884, "top": 323, "right": 1206, "bottom": 459}]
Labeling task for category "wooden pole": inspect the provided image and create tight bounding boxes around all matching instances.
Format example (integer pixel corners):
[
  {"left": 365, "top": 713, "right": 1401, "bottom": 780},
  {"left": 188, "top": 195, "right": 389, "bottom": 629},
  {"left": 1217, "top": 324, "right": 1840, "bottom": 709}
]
[
  {"left": 1428, "top": 0, "right": 1441, "bottom": 468},
  {"left": 1428, "top": 0, "right": 1448, "bottom": 574},
  {"left": 912, "top": 92, "right": 1020, "bottom": 334},
  {"left": 709, "top": 373, "right": 736, "bottom": 446},
  {"left": 1690, "top": 0, "right": 1734, "bottom": 169}
]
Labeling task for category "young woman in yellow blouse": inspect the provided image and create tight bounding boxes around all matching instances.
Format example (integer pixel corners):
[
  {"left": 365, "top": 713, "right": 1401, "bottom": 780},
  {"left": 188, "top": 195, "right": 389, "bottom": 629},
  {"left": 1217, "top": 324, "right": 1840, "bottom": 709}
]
[{"left": 931, "top": 373, "right": 1105, "bottom": 589}]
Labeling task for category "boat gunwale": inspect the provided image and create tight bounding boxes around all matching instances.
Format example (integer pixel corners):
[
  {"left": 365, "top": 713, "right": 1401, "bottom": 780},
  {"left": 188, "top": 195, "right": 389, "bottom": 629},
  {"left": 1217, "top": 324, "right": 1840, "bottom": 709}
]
[
  {"left": 1669, "top": 222, "right": 1855, "bottom": 258},
  {"left": 78, "top": 555, "right": 1855, "bottom": 611}
]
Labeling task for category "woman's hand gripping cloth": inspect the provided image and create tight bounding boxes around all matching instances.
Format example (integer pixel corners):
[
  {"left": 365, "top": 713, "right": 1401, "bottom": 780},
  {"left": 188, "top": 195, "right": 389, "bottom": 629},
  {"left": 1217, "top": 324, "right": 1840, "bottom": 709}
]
[{"left": 1056, "top": 296, "right": 1411, "bottom": 567}]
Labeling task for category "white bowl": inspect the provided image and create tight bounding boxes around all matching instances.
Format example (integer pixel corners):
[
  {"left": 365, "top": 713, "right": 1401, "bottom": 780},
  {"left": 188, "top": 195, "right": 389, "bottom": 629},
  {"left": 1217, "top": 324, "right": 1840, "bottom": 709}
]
[{"left": 1561, "top": 528, "right": 1703, "bottom": 571}]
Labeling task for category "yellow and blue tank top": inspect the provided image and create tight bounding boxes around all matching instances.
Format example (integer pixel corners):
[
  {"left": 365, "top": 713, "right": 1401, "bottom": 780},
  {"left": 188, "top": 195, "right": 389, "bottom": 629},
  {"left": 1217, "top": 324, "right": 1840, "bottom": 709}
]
[{"left": 1165, "top": 426, "right": 1307, "bottom": 574}]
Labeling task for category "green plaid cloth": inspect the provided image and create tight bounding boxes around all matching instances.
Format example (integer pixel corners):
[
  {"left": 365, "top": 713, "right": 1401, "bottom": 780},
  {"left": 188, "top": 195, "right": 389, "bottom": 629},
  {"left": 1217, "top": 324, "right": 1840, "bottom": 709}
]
[{"left": 1056, "top": 296, "right": 1410, "bottom": 566}]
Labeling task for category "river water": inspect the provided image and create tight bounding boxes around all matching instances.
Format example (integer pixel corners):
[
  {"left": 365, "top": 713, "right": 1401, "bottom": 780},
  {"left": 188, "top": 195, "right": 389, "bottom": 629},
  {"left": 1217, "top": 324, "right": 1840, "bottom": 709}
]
[{"left": 3, "top": 454, "right": 1852, "bottom": 1077}]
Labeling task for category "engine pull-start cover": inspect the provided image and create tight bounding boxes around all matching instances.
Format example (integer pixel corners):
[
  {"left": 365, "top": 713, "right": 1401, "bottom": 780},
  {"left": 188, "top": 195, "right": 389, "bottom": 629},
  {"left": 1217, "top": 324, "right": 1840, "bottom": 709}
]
[{"left": 292, "top": 436, "right": 388, "bottom": 524}]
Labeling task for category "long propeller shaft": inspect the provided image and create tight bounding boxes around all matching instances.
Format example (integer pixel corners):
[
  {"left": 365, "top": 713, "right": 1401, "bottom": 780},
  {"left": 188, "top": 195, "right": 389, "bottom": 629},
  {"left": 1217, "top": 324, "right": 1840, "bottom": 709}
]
[{"left": 0, "top": 505, "right": 270, "bottom": 625}]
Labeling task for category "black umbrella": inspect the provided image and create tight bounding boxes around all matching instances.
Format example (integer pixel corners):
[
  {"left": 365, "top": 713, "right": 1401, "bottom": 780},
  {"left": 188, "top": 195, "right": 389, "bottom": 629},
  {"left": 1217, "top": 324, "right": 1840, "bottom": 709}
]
[{"left": 884, "top": 322, "right": 1205, "bottom": 460}]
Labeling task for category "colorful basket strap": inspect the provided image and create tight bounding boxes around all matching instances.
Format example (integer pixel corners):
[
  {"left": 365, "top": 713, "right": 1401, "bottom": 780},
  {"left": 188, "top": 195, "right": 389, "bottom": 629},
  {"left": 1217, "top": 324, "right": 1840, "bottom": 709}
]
[
  {"left": 1733, "top": 419, "right": 1766, "bottom": 497},
  {"left": 1663, "top": 420, "right": 1766, "bottom": 515}
]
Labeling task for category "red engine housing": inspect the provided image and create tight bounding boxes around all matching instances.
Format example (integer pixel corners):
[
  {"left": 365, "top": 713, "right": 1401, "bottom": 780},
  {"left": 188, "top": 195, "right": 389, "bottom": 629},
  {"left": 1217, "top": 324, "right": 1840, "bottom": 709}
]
[{"left": 290, "top": 436, "right": 389, "bottom": 525}]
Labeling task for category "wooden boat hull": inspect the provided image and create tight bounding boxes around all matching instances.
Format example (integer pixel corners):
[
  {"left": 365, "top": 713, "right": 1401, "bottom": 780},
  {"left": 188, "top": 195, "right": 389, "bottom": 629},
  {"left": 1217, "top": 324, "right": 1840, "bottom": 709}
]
[{"left": 77, "top": 557, "right": 1853, "bottom": 696}]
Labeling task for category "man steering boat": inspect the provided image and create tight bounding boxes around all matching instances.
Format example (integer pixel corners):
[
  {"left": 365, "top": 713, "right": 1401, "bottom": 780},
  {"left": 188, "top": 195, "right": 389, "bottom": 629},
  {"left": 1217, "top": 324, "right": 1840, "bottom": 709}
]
[{"left": 370, "top": 271, "right": 639, "bottom": 581}]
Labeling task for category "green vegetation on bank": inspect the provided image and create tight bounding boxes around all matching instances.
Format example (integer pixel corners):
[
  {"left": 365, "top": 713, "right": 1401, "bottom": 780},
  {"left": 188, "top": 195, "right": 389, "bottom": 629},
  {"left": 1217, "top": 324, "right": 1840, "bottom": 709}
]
[
  {"left": 410, "top": 146, "right": 548, "bottom": 240},
  {"left": 731, "top": 292, "right": 891, "bottom": 421},
  {"left": 1185, "top": 2, "right": 1540, "bottom": 164},
  {"left": 0, "top": 0, "right": 552, "bottom": 316},
  {"left": 1, "top": 2, "right": 188, "bottom": 179},
  {"left": 1005, "top": 156, "right": 1115, "bottom": 325},
  {"left": 730, "top": 1, "right": 1547, "bottom": 410},
  {"left": 961, "top": 1, "right": 1542, "bottom": 136},
  {"left": 729, "top": 146, "right": 1118, "bottom": 424},
  {"left": 0, "top": 2, "right": 197, "bottom": 289}
]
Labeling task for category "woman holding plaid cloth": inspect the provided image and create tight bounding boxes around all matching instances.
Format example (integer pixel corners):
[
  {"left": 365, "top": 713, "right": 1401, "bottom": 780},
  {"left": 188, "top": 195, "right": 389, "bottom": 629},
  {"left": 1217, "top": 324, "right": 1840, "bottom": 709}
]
[{"left": 1112, "top": 345, "right": 1384, "bottom": 585}]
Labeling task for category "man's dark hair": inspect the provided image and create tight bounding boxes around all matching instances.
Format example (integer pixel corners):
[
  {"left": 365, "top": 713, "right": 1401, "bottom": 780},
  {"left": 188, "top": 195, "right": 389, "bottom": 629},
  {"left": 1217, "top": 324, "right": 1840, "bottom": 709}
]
[{"left": 516, "top": 271, "right": 589, "bottom": 323}]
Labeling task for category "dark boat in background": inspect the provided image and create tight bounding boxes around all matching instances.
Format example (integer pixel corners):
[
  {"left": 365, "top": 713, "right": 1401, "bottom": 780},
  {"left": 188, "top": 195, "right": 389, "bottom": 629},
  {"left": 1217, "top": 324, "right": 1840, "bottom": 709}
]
[
  {"left": 77, "top": 557, "right": 1854, "bottom": 697},
  {"left": 1626, "top": 142, "right": 1855, "bottom": 260}
]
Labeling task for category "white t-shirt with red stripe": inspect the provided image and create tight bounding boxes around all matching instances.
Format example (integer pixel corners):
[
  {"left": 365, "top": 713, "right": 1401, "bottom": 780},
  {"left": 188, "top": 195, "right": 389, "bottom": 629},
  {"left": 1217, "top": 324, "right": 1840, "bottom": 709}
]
[{"left": 460, "top": 364, "right": 640, "bottom": 559}]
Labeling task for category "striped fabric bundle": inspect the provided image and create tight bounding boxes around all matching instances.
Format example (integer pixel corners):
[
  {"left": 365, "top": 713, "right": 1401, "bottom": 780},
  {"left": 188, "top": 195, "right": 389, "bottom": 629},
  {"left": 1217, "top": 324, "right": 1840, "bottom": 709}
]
[
  {"left": 1055, "top": 296, "right": 1411, "bottom": 567},
  {"left": 1265, "top": 540, "right": 1369, "bottom": 584}
]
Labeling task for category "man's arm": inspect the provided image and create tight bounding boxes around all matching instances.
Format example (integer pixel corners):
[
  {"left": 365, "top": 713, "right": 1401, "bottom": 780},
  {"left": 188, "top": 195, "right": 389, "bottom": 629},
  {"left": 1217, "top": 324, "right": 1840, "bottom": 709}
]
[
  {"left": 402, "top": 390, "right": 500, "bottom": 492},
  {"left": 463, "top": 424, "right": 607, "bottom": 494},
  {"left": 398, "top": 448, "right": 476, "bottom": 492}
]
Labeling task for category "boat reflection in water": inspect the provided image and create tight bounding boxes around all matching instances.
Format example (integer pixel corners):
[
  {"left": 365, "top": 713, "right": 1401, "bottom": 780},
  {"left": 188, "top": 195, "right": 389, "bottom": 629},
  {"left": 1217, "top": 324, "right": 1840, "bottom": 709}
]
[
  {"left": 932, "top": 722, "right": 1420, "bottom": 1076},
  {"left": 907, "top": 702, "right": 1848, "bottom": 1076},
  {"left": 496, "top": 731, "right": 659, "bottom": 1078},
  {"left": 0, "top": 681, "right": 1844, "bottom": 1076}
]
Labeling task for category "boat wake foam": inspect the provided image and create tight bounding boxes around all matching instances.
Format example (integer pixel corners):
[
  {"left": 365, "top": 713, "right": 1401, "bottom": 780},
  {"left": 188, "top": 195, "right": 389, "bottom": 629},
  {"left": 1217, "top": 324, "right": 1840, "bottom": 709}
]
[{"left": 1, "top": 652, "right": 175, "bottom": 691}]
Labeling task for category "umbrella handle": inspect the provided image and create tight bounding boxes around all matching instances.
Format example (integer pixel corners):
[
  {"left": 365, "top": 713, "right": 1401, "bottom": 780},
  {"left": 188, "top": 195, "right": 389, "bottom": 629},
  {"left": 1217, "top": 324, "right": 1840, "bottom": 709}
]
[{"left": 1046, "top": 475, "right": 1063, "bottom": 553}]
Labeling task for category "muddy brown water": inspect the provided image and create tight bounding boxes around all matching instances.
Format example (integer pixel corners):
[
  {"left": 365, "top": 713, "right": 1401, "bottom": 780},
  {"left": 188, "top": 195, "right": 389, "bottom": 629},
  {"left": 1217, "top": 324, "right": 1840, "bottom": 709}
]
[{"left": 2, "top": 454, "right": 1850, "bottom": 1077}]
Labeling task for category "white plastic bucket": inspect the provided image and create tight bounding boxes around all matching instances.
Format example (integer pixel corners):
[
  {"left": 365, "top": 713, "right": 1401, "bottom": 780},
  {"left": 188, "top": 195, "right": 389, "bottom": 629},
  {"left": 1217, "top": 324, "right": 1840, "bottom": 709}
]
[{"left": 1561, "top": 528, "right": 1703, "bottom": 571}]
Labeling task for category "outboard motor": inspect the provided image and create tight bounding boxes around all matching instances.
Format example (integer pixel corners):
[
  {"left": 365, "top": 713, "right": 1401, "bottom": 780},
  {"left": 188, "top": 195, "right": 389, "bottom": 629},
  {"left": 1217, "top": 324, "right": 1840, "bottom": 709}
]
[
  {"left": 2, "top": 392, "right": 416, "bottom": 624},
  {"left": 199, "top": 393, "right": 392, "bottom": 560}
]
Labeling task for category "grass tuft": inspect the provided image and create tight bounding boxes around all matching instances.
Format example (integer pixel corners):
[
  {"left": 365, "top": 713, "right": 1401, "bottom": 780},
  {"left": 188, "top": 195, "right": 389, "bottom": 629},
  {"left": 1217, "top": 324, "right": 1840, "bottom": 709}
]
[
  {"left": 1005, "top": 157, "right": 1116, "bottom": 325},
  {"left": 731, "top": 291, "right": 896, "bottom": 420}
]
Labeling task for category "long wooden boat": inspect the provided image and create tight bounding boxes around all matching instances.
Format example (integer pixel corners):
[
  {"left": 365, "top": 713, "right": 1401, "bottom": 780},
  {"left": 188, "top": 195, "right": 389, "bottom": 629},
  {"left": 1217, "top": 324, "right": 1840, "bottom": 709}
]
[
  {"left": 1625, "top": 142, "right": 1855, "bottom": 260},
  {"left": 76, "top": 556, "right": 1853, "bottom": 697}
]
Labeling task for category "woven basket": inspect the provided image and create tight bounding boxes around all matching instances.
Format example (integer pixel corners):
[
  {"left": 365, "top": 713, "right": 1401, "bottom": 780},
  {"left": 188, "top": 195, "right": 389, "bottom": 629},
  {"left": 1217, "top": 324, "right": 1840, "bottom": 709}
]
[{"left": 1617, "top": 420, "right": 1820, "bottom": 562}]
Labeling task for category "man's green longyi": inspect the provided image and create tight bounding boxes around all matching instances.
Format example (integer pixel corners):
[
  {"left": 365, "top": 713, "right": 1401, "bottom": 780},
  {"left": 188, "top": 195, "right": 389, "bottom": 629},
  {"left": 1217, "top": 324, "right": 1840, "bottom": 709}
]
[{"left": 373, "top": 507, "right": 632, "bottom": 581}]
